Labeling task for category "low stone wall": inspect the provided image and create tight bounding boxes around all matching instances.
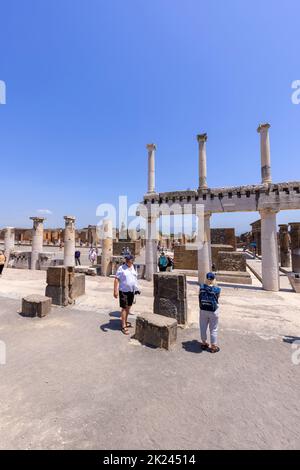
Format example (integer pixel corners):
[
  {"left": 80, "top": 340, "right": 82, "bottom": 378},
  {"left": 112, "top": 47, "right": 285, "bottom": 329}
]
[{"left": 211, "top": 245, "right": 234, "bottom": 270}]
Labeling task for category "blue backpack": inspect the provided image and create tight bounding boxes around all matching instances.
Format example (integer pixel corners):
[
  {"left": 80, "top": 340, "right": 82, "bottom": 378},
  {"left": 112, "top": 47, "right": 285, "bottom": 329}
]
[{"left": 199, "top": 284, "right": 220, "bottom": 312}]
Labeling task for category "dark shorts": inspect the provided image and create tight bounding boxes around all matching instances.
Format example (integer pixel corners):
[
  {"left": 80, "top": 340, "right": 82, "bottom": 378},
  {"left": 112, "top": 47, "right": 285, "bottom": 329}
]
[{"left": 119, "top": 291, "right": 134, "bottom": 309}]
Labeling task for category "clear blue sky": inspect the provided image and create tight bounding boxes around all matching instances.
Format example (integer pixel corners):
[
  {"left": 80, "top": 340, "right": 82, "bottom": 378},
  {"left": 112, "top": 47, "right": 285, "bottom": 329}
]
[{"left": 0, "top": 0, "right": 299, "bottom": 234}]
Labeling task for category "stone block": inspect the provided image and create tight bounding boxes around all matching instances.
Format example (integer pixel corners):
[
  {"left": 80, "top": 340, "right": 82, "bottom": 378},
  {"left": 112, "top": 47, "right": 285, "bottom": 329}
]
[
  {"left": 135, "top": 313, "right": 177, "bottom": 350},
  {"left": 288, "top": 273, "right": 300, "bottom": 293},
  {"left": 153, "top": 273, "right": 187, "bottom": 324},
  {"left": 216, "top": 271, "right": 252, "bottom": 285},
  {"left": 22, "top": 295, "right": 52, "bottom": 317},
  {"left": 46, "top": 266, "right": 71, "bottom": 287},
  {"left": 45, "top": 285, "right": 69, "bottom": 306},
  {"left": 217, "top": 251, "right": 247, "bottom": 272}
]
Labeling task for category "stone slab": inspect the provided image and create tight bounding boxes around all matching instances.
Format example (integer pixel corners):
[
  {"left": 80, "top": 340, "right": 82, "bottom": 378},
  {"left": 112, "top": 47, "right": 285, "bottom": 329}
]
[
  {"left": 153, "top": 273, "right": 187, "bottom": 324},
  {"left": 71, "top": 273, "right": 86, "bottom": 298},
  {"left": 135, "top": 313, "right": 177, "bottom": 350},
  {"left": 22, "top": 294, "right": 52, "bottom": 317}
]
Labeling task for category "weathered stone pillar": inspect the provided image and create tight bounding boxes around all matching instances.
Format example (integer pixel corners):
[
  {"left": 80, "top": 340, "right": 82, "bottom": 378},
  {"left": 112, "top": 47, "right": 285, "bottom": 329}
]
[
  {"left": 260, "top": 209, "right": 280, "bottom": 291},
  {"left": 101, "top": 219, "right": 113, "bottom": 276},
  {"left": 147, "top": 144, "right": 156, "bottom": 194},
  {"left": 197, "top": 210, "right": 211, "bottom": 284},
  {"left": 30, "top": 217, "right": 45, "bottom": 270},
  {"left": 257, "top": 123, "right": 272, "bottom": 184},
  {"left": 289, "top": 222, "right": 300, "bottom": 273},
  {"left": 64, "top": 216, "right": 76, "bottom": 267},
  {"left": 145, "top": 211, "right": 158, "bottom": 281},
  {"left": 278, "top": 224, "right": 291, "bottom": 268},
  {"left": 197, "top": 133, "right": 208, "bottom": 190},
  {"left": 4, "top": 227, "right": 15, "bottom": 265},
  {"left": 205, "top": 212, "right": 212, "bottom": 269}
]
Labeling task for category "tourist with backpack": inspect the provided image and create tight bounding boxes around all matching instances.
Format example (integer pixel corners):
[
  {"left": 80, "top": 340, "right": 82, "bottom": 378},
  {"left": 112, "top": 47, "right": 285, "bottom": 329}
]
[
  {"left": 158, "top": 252, "right": 168, "bottom": 272},
  {"left": 199, "top": 272, "right": 221, "bottom": 353}
]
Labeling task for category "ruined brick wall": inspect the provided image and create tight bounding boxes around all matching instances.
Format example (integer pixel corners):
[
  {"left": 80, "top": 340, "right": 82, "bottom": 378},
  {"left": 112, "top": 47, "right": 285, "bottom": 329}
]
[
  {"left": 173, "top": 245, "right": 198, "bottom": 270},
  {"left": 211, "top": 228, "right": 236, "bottom": 250}
]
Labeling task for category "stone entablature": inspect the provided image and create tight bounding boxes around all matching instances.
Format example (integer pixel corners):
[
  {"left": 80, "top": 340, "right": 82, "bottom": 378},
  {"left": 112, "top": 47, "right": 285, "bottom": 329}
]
[{"left": 142, "top": 181, "right": 300, "bottom": 214}]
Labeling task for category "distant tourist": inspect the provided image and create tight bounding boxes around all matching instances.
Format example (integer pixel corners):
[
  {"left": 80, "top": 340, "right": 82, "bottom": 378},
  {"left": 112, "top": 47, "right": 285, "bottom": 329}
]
[
  {"left": 158, "top": 252, "right": 168, "bottom": 272},
  {"left": 166, "top": 255, "right": 174, "bottom": 272},
  {"left": 199, "top": 272, "right": 221, "bottom": 353},
  {"left": 113, "top": 254, "right": 140, "bottom": 335},
  {"left": 89, "top": 247, "right": 97, "bottom": 265},
  {"left": 0, "top": 251, "right": 6, "bottom": 277},
  {"left": 75, "top": 250, "right": 81, "bottom": 266}
]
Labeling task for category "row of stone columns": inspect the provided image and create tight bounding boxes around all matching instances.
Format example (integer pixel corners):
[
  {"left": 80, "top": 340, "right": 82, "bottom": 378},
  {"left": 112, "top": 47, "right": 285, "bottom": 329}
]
[{"left": 144, "top": 123, "right": 299, "bottom": 291}]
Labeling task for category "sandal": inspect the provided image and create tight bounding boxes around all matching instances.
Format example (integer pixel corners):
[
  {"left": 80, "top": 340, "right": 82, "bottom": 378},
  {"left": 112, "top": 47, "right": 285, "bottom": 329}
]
[
  {"left": 121, "top": 327, "right": 130, "bottom": 335},
  {"left": 126, "top": 322, "right": 132, "bottom": 328},
  {"left": 200, "top": 343, "right": 209, "bottom": 350},
  {"left": 210, "top": 346, "right": 220, "bottom": 353}
]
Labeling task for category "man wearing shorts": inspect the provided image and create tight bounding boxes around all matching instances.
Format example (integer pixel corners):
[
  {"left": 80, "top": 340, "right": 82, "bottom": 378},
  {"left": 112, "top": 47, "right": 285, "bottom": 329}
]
[{"left": 113, "top": 254, "right": 139, "bottom": 335}]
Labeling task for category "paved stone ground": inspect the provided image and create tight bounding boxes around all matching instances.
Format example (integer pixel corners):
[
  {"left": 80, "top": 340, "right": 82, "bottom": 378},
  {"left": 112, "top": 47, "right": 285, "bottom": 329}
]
[{"left": 0, "top": 269, "right": 300, "bottom": 449}]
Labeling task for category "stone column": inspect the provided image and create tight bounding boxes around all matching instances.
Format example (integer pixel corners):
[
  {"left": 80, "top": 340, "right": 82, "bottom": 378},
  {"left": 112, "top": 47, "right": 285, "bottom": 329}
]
[
  {"left": 289, "top": 223, "right": 300, "bottom": 273},
  {"left": 64, "top": 216, "right": 76, "bottom": 267},
  {"left": 197, "top": 210, "right": 211, "bottom": 284},
  {"left": 145, "top": 211, "right": 158, "bottom": 281},
  {"left": 101, "top": 219, "right": 113, "bottom": 276},
  {"left": 30, "top": 217, "right": 45, "bottom": 270},
  {"left": 205, "top": 212, "right": 212, "bottom": 269},
  {"left": 197, "top": 133, "right": 208, "bottom": 190},
  {"left": 257, "top": 123, "right": 272, "bottom": 184},
  {"left": 260, "top": 209, "right": 280, "bottom": 291},
  {"left": 278, "top": 224, "right": 291, "bottom": 268},
  {"left": 147, "top": 144, "right": 156, "bottom": 194},
  {"left": 4, "top": 227, "right": 15, "bottom": 265}
]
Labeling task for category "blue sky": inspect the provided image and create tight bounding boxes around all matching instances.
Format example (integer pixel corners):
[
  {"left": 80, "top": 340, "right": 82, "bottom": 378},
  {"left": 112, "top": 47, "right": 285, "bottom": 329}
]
[{"left": 0, "top": 0, "right": 299, "bottom": 234}]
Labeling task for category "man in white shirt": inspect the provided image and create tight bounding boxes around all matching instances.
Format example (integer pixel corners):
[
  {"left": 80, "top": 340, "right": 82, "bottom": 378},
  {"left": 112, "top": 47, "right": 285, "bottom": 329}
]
[{"left": 114, "top": 254, "right": 139, "bottom": 335}]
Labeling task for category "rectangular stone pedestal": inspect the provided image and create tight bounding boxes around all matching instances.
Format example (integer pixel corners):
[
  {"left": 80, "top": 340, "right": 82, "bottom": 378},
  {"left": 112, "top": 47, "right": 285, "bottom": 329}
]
[
  {"left": 153, "top": 273, "right": 187, "bottom": 324},
  {"left": 22, "top": 295, "right": 52, "bottom": 317},
  {"left": 135, "top": 313, "right": 177, "bottom": 350}
]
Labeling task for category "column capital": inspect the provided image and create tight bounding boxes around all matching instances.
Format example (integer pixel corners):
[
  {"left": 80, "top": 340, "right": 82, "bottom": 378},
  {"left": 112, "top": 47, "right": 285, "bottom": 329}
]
[
  {"left": 257, "top": 123, "right": 271, "bottom": 133},
  {"left": 146, "top": 143, "right": 156, "bottom": 151},
  {"left": 30, "top": 216, "right": 46, "bottom": 224},
  {"left": 64, "top": 215, "right": 76, "bottom": 223},
  {"left": 259, "top": 207, "right": 278, "bottom": 216},
  {"left": 204, "top": 211, "right": 212, "bottom": 218},
  {"left": 197, "top": 133, "right": 207, "bottom": 143}
]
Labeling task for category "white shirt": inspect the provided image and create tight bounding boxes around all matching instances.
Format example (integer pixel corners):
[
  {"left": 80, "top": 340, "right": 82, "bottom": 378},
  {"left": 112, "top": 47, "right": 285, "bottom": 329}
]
[{"left": 116, "top": 264, "right": 138, "bottom": 292}]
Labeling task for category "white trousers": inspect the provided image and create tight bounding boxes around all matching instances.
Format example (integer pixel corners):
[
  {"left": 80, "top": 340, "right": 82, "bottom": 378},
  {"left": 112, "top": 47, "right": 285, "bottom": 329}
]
[{"left": 199, "top": 308, "right": 219, "bottom": 345}]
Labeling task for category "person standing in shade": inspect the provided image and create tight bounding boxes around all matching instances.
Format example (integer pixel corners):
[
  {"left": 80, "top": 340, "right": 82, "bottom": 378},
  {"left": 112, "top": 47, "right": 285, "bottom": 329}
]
[
  {"left": 75, "top": 250, "right": 81, "bottom": 266},
  {"left": 114, "top": 254, "right": 139, "bottom": 335},
  {"left": 0, "top": 251, "right": 6, "bottom": 277},
  {"left": 199, "top": 272, "right": 221, "bottom": 353}
]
